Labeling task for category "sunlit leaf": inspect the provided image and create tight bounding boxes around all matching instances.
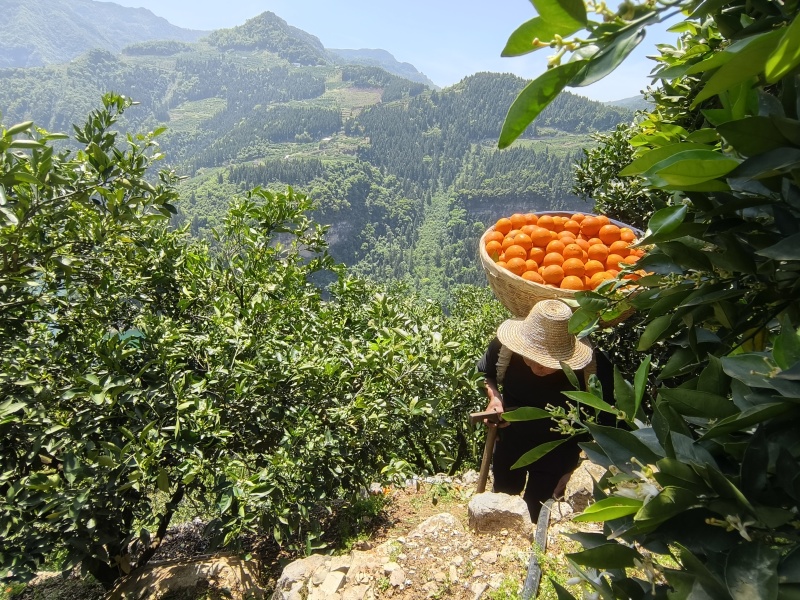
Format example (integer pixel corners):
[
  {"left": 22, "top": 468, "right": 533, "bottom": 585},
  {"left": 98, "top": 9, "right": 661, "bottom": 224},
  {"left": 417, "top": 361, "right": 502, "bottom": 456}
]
[
  {"left": 573, "top": 496, "right": 643, "bottom": 522},
  {"left": 502, "top": 18, "right": 569, "bottom": 57},
  {"left": 766, "top": 14, "right": 800, "bottom": 83},
  {"left": 532, "top": 0, "right": 587, "bottom": 31},
  {"left": 499, "top": 62, "right": 585, "bottom": 148},
  {"left": 511, "top": 437, "right": 571, "bottom": 469}
]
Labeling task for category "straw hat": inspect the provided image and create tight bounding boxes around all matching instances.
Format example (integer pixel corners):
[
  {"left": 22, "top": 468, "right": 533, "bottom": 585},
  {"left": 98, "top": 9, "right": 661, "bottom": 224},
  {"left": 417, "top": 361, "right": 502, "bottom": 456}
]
[{"left": 496, "top": 300, "right": 593, "bottom": 370}]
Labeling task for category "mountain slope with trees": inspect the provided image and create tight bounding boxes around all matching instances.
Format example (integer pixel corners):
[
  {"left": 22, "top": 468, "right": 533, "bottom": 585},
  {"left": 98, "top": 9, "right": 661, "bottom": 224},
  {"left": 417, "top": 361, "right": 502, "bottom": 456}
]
[{"left": 0, "top": 0, "right": 206, "bottom": 68}]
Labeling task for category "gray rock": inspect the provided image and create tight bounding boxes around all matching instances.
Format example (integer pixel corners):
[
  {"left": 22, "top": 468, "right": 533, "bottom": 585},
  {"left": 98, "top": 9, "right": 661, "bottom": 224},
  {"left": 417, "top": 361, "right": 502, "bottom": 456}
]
[
  {"left": 319, "top": 571, "right": 346, "bottom": 596},
  {"left": 273, "top": 554, "right": 328, "bottom": 598},
  {"left": 471, "top": 581, "right": 488, "bottom": 599},
  {"left": 342, "top": 584, "right": 371, "bottom": 600},
  {"left": 449, "top": 565, "right": 459, "bottom": 583},
  {"left": 468, "top": 493, "right": 534, "bottom": 538},
  {"left": 311, "top": 564, "right": 330, "bottom": 586},
  {"left": 480, "top": 550, "right": 498, "bottom": 565},
  {"left": 565, "top": 461, "right": 607, "bottom": 512},
  {"left": 329, "top": 555, "right": 352, "bottom": 574},
  {"left": 550, "top": 501, "right": 574, "bottom": 522},
  {"left": 383, "top": 561, "right": 401, "bottom": 575},
  {"left": 411, "top": 512, "right": 464, "bottom": 537},
  {"left": 459, "top": 470, "right": 480, "bottom": 486}
]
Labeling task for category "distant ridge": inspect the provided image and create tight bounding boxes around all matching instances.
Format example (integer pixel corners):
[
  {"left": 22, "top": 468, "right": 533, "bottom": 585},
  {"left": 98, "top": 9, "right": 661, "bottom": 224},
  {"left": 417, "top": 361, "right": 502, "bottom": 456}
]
[
  {"left": 328, "top": 48, "right": 437, "bottom": 89},
  {"left": 0, "top": 0, "right": 206, "bottom": 68},
  {"left": 604, "top": 95, "right": 652, "bottom": 112}
]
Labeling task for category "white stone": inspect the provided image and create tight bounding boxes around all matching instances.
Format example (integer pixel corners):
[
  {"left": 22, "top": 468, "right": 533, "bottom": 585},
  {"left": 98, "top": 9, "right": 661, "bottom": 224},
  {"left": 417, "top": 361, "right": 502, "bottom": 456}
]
[
  {"left": 480, "top": 550, "right": 498, "bottom": 565},
  {"left": 383, "top": 562, "right": 401, "bottom": 575},
  {"left": 311, "top": 564, "right": 329, "bottom": 586},
  {"left": 451, "top": 555, "right": 464, "bottom": 566},
  {"left": 434, "top": 571, "right": 447, "bottom": 583},
  {"left": 449, "top": 565, "right": 459, "bottom": 583},
  {"left": 319, "top": 571, "right": 346, "bottom": 596},
  {"left": 471, "top": 581, "right": 489, "bottom": 599},
  {"left": 329, "top": 555, "right": 352, "bottom": 574},
  {"left": 342, "top": 584, "right": 371, "bottom": 600},
  {"left": 410, "top": 513, "right": 464, "bottom": 537},
  {"left": 389, "top": 568, "right": 406, "bottom": 587},
  {"left": 468, "top": 492, "right": 534, "bottom": 538}
]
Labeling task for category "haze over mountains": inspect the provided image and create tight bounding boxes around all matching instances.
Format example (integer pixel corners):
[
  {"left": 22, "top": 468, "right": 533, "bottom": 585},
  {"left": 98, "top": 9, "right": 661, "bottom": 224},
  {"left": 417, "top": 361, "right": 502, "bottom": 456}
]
[{"left": 0, "top": 1, "right": 635, "bottom": 300}]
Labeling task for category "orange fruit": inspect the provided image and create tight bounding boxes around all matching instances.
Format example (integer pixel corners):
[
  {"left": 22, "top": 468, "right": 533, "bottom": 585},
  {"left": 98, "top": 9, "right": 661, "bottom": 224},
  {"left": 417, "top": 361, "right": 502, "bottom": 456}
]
[
  {"left": 588, "top": 271, "right": 614, "bottom": 289},
  {"left": 599, "top": 224, "right": 621, "bottom": 245},
  {"left": 558, "top": 230, "right": 577, "bottom": 241},
  {"left": 506, "top": 257, "right": 527, "bottom": 276},
  {"left": 622, "top": 254, "right": 640, "bottom": 265},
  {"left": 525, "top": 213, "right": 539, "bottom": 225},
  {"left": 510, "top": 213, "right": 527, "bottom": 230},
  {"left": 529, "top": 247, "right": 546, "bottom": 264},
  {"left": 537, "top": 215, "right": 555, "bottom": 231},
  {"left": 609, "top": 240, "right": 630, "bottom": 257},
  {"left": 505, "top": 245, "right": 528, "bottom": 261},
  {"left": 550, "top": 230, "right": 558, "bottom": 241},
  {"left": 520, "top": 225, "right": 536, "bottom": 237},
  {"left": 522, "top": 270, "right": 545, "bottom": 284},
  {"left": 588, "top": 237, "right": 603, "bottom": 246},
  {"left": 485, "top": 231, "right": 504, "bottom": 244},
  {"left": 538, "top": 266, "right": 545, "bottom": 276},
  {"left": 574, "top": 238, "right": 590, "bottom": 252},
  {"left": 542, "top": 264, "right": 565, "bottom": 285},
  {"left": 571, "top": 213, "right": 586, "bottom": 223},
  {"left": 502, "top": 236, "right": 518, "bottom": 251},
  {"left": 499, "top": 253, "right": 506, "bottom": 262},
  {"left": 496, "top": 261, "right": 507, "bottom": 270},
  {"left": 561, "top": 275, "right": 585, "bottom": 290},
  {"left": 508, "top": 229, "right": 521, "bottom": 239},
  {"left": 546, "top": 239, "right": 566, "bottom": 255},
  {"left": 562, "top": 243, "right": 583, "bottom": 260},
  {"left": 530, "top": 227, "right": 551, "bottom": 248},
  {"left": 580, "top": 216, "right": 602, "bottom": 238},
  {"left": 514, "top": 233, "right": 533, "bottom": 252},
  {"left": 587, "top": 243, "right": 609, "bottom": 263},
  {"left": 620, "top": 228, "right": 636, "bottom": 243},
  {"left": 584, "top": 259, "right": 605, "bottom": 278},
  {"left": 525, "top": 259, "right": 539, "bottom": 272},
  {"left": 631, "top": 248, "right": 645, "bottom": 258},
  {"left": 485, "top": 240, "right": 502, "bottom": 260},
  {"left": 606, "top": 254, "right": 624, "bottom": 270},
  {"left": 563, "top": 219, "right": 581, "bottom": 235},
  {"left": 543, "top": 252, "right": 565, "bottom": 267},
  {"left": 551, "top": 216, "right": 565, "bottom": 232},
  {"left": 597, "top": 215, "right": 611, "bottom": 226},
  {"left": 562, "top": 258, "right": 585, "bottom": 278},
  {"left": 495, "top": 218, "right": 512, "bottom": 236}
]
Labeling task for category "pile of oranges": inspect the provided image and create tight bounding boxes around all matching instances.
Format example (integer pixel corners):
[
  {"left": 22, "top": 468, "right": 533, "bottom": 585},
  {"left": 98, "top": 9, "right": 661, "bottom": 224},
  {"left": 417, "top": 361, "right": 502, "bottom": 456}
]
[{"left": 484, "top": 212, "right": 647, "bottom": 291}]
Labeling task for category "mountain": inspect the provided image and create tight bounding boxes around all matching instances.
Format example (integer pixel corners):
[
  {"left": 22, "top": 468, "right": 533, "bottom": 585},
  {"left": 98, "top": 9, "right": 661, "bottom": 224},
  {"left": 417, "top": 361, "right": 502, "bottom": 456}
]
[
  {"left": 604, "top": 95, "right": 652, "bottom": 112},
  {"left": 0, "top": 12, "right": 632, "bottom": 301},
  {"left": 328, "top": 48, "right": 438, "bottom": 88},
  {"left": 0, "top": 0, "right": 206, "bottom": 68},
  {"left": 205, "top": 12, "right": 328, "bottom": 66}
]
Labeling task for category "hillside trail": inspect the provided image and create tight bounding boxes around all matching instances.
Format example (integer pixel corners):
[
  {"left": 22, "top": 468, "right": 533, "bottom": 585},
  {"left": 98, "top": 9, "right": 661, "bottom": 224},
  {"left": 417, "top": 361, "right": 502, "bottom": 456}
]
[{"left": 9, "top": 471, "right": 592, "bottom": 600}]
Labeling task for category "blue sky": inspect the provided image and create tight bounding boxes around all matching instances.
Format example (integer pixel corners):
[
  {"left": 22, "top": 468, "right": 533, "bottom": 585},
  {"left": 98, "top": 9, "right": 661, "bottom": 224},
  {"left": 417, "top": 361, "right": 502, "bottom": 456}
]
[{"left": 110, "top": 0, "right": 678, "bottom": 102}]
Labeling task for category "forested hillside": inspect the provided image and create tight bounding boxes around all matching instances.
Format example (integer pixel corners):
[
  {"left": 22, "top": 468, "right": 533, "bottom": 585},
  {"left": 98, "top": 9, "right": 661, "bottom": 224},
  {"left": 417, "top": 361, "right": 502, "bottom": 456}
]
[
  {"left": 0, "top": 10, "right": 633, "bottom": 300},
  {"left": 0, "top": 0, "right": 205, "bottom": 68}
]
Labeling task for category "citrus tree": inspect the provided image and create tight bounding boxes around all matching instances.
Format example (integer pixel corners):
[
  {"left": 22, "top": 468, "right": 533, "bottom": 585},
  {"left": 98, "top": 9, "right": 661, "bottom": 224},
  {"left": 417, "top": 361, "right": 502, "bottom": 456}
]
[
  {"left": 498, "top": 0, "right": 800, "bottom": 596},
  {"left": 0, "top": 96, "right": 502, "bottom": 588}
]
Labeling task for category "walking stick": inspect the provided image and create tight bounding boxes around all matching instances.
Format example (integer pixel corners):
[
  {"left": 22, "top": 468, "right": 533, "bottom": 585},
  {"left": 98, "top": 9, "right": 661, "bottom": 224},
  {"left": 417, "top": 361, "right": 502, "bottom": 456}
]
[{"left": 469, "top": 410, "right": 504, "bottom": 494}]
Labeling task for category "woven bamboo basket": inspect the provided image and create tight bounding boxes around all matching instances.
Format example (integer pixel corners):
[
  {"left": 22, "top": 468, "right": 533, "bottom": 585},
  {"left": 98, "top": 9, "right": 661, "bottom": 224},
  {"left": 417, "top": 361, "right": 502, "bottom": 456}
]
[{"left": 479, "top": 211, "right": 643, "bottom": 319}]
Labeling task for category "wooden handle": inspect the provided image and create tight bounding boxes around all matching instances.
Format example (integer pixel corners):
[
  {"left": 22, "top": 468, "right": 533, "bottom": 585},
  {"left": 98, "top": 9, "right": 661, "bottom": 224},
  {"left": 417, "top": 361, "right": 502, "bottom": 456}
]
[{"left": 476, "top": 425, "right": 498, "bottom": 494}]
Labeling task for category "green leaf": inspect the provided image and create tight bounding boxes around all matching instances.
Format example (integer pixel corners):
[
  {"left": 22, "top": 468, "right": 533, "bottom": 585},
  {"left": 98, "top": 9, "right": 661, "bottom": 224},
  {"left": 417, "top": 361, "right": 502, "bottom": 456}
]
[
  {"left": 659, "top": 388, "right": 738, "bottom": 419},
  {"left": 567, "top": 543, "right": 641, "bottom": 568},
  {"left": 647, "top": 152, "right": 740, "bottom": 186},
  {"left": 4, "top": 121, "right": 34, "bottom": 137},
  {"left": 646, "top": 204, "right": 688, "bottom": 238},
  {"left": 732, "top": 148, "right": 800, "bottom": 180},
  {"left": 502, "top": 18, "right": 568, "bottom": 57},
  {"left": 550, "top": 580, "right": 579, "bottom": 600},
  {"left": 499, "top": 62, "right": 585, "bottom": 148},
  {"left": 511, "top": 437, "right": 571, "bottom": 469},
  {"left": 638, "top": 315, "right": 673, "bottom": 351},
  {"left": 573, "top": 496, "right": 643, "bottom": 522},
  {"left": 757, "top": 233, "right": 800, "bottom": 260},
  {"left": 0, "top": 400, "right": 26, "bottom": 418},
  {"left": 587, "top": 423, "right": 663, "bottom": 470},
  {"left": 722, "top": 354, "right": 776, "bottom": 389},
  {"left": 633, "top": 357, "right": 651, "bottom": 417},
  {"left": 725, "top": 543, "right": 779, "bottom": 600},
  {"left": 717, "top": 117, "right": 790, "bottom": 156},
  {"left": 613, "top": 366, "right": 636, "bottom": 420},
  {"left": 766, "top": 13, "right": 800, "bottom": 83},
  {"left": 157, "top": 469, "right": 169, "bottom": 493},
  {"left": 502, "top": 406, "right": 553, "bottom": 421},
  {"left": 563, "top": 390, "right": 617, "bottom": 414},
  {"left": 569, "top": 25, "right": 646, "bottom": 88},
  {"left": 692, "top": 29, "right": 783, "bottom": 106},
  {"left": 532, "top": 0, "right": 587, "bottom": 31},
  {"left": 701, "top": 403, "right": 794, "bottom": 439},
  {"left": 774, "top": 316, "right": 800, "bottom": 370},
  {"left": 8, "top": 139, "right": 44, "bottom": 149},
  {"left": 635, "top": 486, "right": 695, "bottom": 522},
  {"left": 620, "top": 143, "right": 714, "bottom": 176}
]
